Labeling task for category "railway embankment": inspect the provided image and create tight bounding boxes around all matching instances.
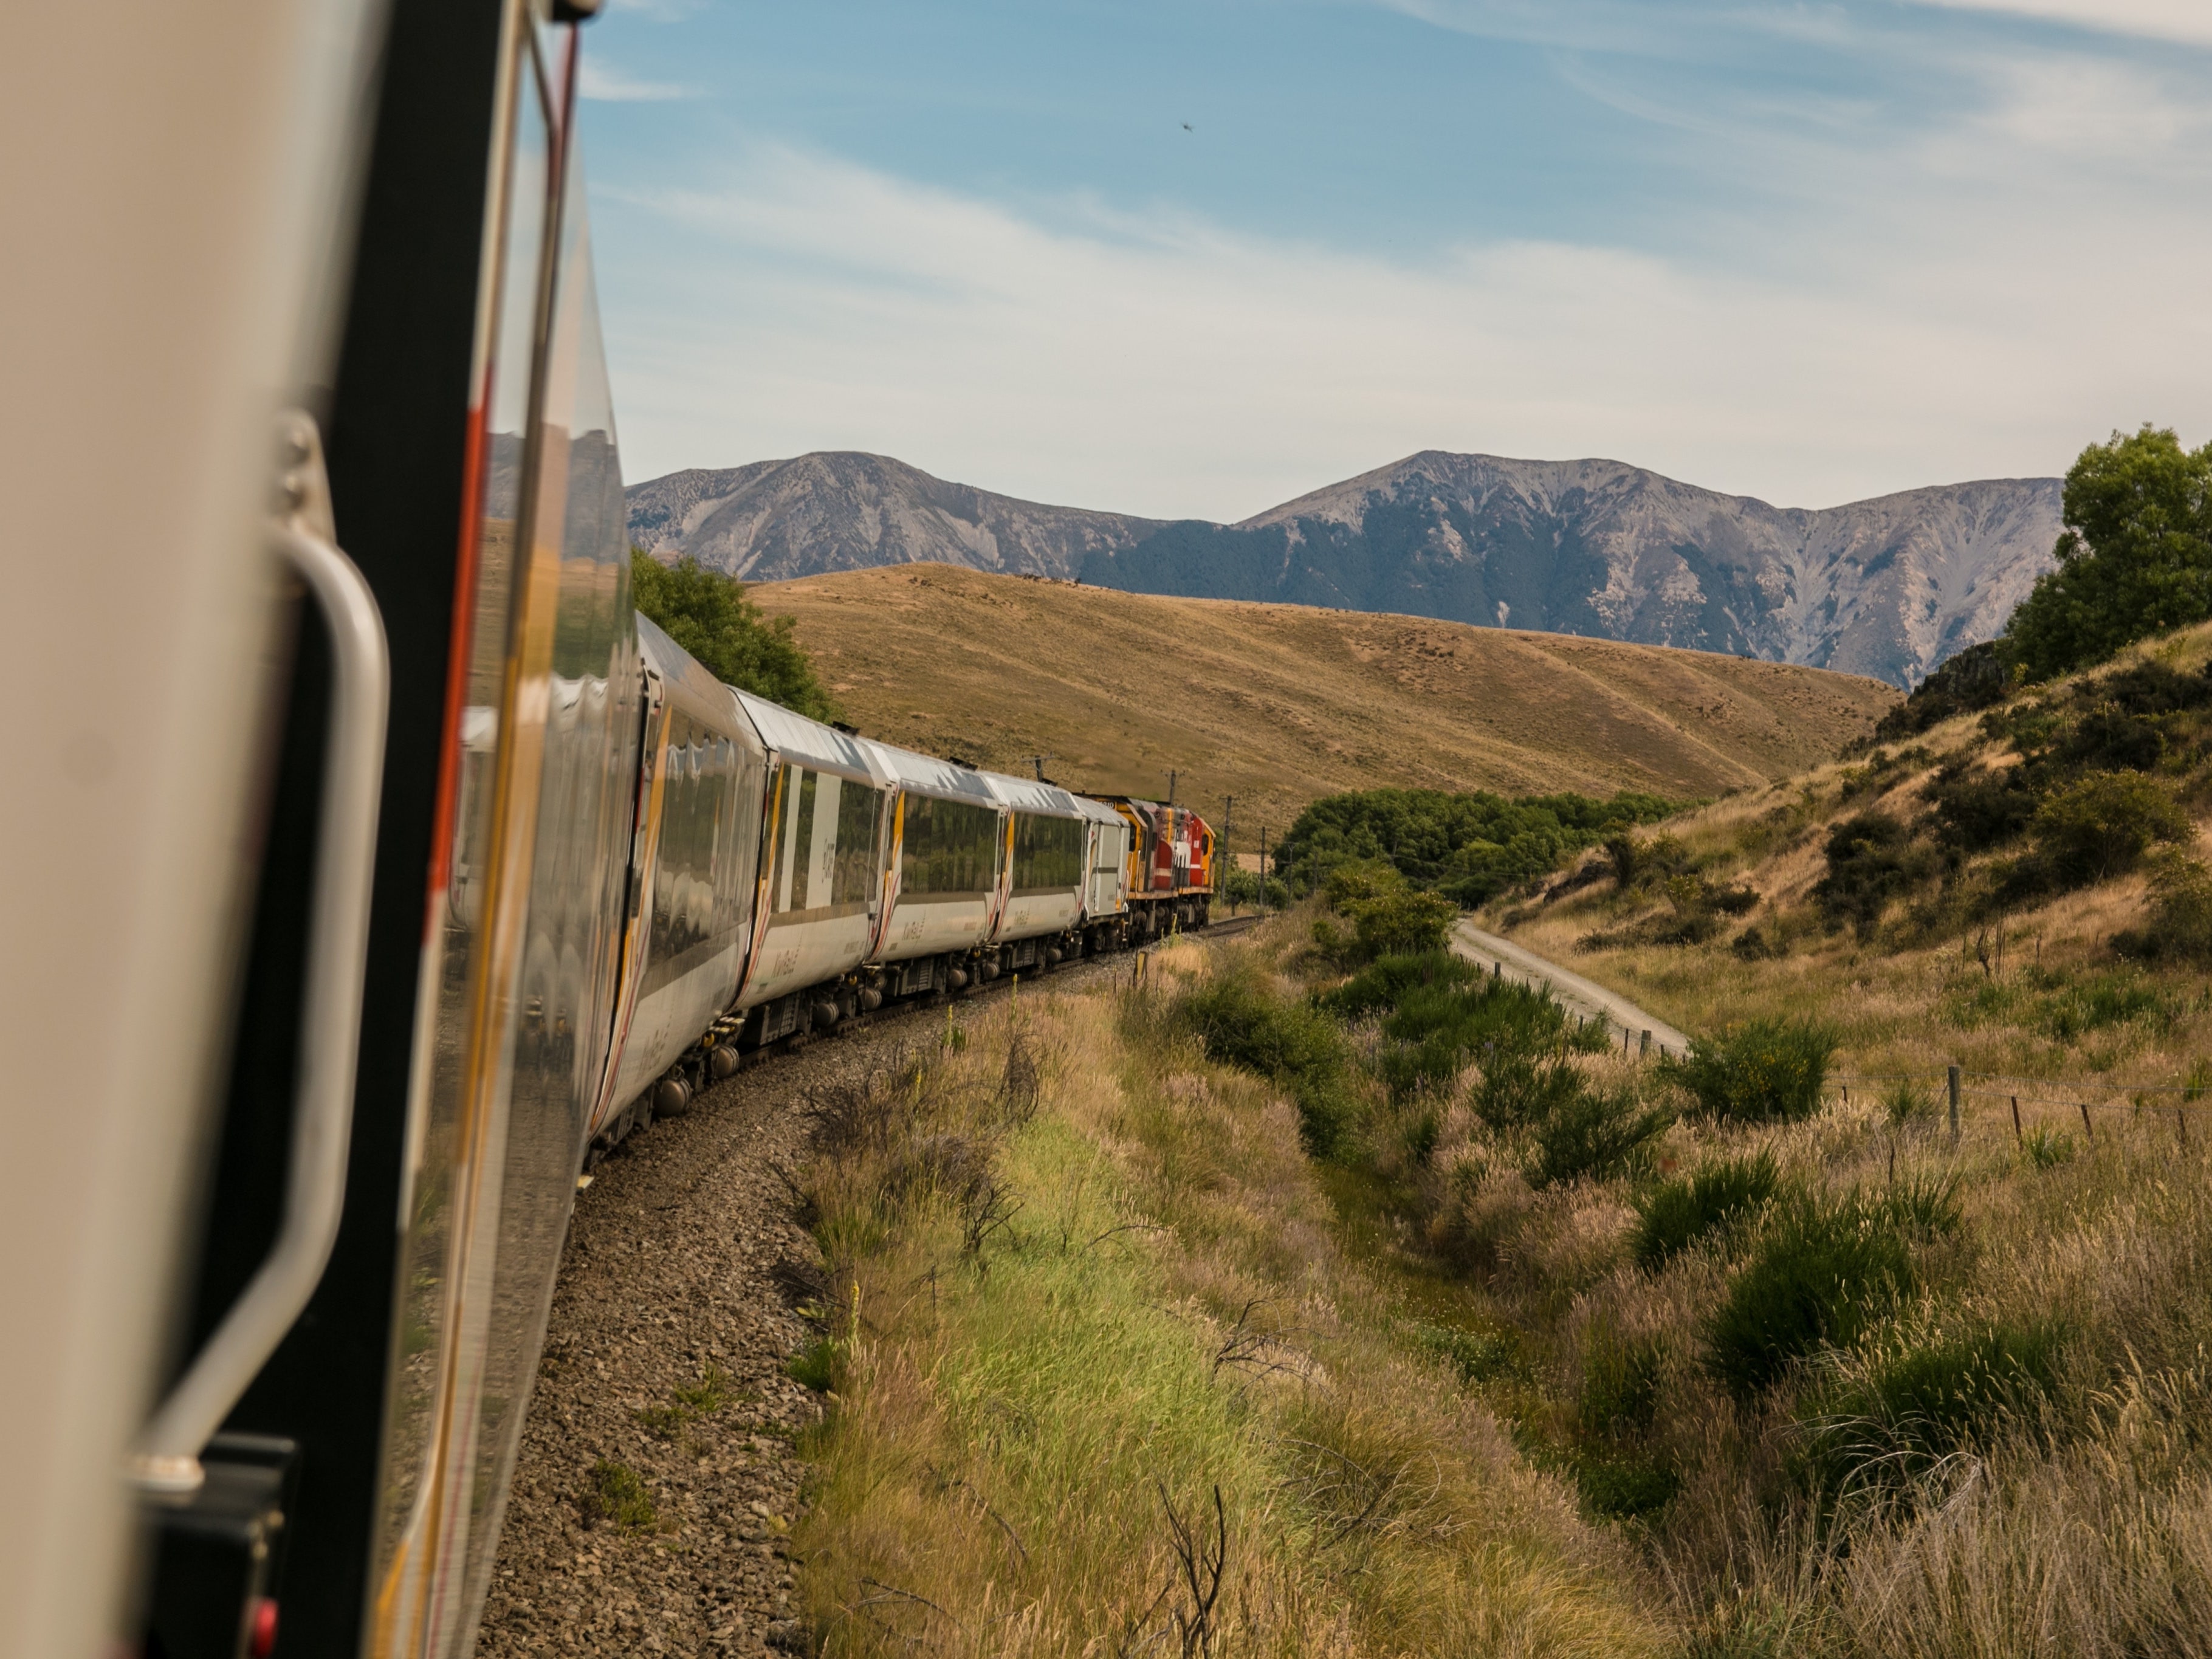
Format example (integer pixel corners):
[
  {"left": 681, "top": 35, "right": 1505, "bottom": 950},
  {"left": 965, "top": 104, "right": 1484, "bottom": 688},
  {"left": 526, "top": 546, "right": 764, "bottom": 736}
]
[{"left": 478, "top": 954, "right": 1133, "bottom": 1657}]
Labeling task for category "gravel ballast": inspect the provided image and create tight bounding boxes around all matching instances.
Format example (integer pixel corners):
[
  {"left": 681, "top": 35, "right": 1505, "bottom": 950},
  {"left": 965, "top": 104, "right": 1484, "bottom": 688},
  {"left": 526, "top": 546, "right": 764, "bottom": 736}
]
[{"left": 476, "top": 956, "right": 1135, "bottom": 1657}]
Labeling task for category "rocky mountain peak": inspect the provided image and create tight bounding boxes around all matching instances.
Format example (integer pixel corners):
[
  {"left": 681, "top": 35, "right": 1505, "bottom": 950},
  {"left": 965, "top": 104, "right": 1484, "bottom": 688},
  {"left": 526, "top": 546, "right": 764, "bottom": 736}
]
[{"left": 628, "top": 448, "right": 2063, "bottom": 686}]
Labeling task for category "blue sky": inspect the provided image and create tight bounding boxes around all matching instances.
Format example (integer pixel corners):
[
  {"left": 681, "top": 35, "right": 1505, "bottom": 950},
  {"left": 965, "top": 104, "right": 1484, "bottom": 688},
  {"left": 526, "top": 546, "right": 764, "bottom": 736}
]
[{"left": 577, "top": 0, "right": 2212, "bottom": 519}]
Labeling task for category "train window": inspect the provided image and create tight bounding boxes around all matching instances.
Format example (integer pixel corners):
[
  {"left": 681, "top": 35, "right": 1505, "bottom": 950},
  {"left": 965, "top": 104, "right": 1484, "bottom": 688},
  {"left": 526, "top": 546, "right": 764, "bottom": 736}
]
[
  {"left": 900, "top": 794, "right": 998, "bottom": 898},
  {"left": 831, "top": 778, "right": 880, "bottom": 905},
  {"left": 1012, "top": 813, "right": 1085, "bottom": 893},
  {"left": 783, "top": 769, "right": 818, "bottom": 913}
]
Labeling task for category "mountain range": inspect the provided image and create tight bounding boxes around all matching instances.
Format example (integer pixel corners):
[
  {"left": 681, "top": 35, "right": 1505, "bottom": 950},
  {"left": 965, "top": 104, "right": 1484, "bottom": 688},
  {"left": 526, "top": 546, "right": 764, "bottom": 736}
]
[{"left": 626, "top": 450, "right": 2064, "bottom": 686}]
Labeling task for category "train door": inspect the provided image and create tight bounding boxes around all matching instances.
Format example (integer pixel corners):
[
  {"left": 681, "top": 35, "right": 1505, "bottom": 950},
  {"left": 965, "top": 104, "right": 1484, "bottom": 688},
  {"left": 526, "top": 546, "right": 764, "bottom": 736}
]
[{"left": 588, "top": 664, "right": 665, "bottom": 1135}]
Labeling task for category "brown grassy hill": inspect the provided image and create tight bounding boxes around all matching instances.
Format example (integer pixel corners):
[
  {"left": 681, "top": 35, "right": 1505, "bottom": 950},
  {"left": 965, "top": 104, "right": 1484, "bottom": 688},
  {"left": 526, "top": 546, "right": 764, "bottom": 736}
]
[
  {"left": 1491, "top": 615, "right": 2212, "bottom": 1085},
  {"left": 749, "top": 563, "right": 1897, "bottom": 829}
]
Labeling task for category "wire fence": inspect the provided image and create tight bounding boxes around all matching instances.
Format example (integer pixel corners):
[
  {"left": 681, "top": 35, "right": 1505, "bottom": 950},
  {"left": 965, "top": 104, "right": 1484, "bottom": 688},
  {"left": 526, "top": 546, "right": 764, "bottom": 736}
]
[
  {"left": 1467, "top": 949, "right": 2210, "bottom": 1143},
  {"left": 1826, "top": 1063, "right": 2212, "bottom": 1150}
]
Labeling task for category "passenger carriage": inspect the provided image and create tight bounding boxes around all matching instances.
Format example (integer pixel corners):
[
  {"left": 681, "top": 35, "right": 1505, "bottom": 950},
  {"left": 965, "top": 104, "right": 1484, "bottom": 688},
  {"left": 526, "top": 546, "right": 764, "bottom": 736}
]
[
  {"left": 859, "top": 740, "right": 1007, "bottom": 998},
  {"left": 729, "top": 690, "right": 895, "bottom": 1047}
]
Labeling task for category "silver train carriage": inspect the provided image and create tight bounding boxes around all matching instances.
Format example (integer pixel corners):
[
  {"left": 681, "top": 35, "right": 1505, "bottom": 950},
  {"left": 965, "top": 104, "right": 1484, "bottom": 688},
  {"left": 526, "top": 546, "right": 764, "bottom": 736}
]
[
  {"left": 861, "top": 738, "right": 1009, "bottom": 998},
  {"left": 980, "top": 772, "right": 1090, "bottom": 974}
]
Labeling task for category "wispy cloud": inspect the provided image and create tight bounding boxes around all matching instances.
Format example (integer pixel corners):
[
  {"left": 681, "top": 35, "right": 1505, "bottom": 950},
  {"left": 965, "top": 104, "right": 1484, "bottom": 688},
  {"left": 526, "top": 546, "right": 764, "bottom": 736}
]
[
  {"left": 578, "top": 57, "right": 695, "bottom": 102},
  {"left": 598, "top": 131, "right": 2212, "bottom": 519},
  {"left": 1905, "top": 0, "right": 2212, "bottom": 47}
]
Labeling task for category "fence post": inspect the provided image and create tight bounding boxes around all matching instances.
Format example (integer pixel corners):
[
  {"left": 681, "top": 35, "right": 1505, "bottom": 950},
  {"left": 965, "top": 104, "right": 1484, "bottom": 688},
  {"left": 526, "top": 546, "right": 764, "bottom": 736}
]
[
  {"left": 1640, "top": 1029, "right": 1652, "bottom": 1060},
  {"left": 2078, "top": 1100, "right": 2094, "bottom": 1144},
  {"left": 2010, "top": 1095, "right": 2022, "bottom": 1146},
  {"left": 1948, "top": 1064, "right": 1962, "bottom": 1142}
]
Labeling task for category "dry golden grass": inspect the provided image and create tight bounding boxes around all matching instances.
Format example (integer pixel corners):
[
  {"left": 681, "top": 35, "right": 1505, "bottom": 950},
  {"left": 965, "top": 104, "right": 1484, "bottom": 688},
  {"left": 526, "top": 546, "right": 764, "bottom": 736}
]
[{"left": 751, "top": 564, "right": 1897, "bottom": 829}]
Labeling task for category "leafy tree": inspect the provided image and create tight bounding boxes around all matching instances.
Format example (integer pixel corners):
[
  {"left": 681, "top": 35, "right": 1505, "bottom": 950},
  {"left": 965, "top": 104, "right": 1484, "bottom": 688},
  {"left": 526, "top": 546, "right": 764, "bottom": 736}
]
[
  {"left": 2007, "top": 426, "right": 2212, "bottom": 682},
  {"left": 630, "top": 551, "right": 842, "bottom": 723},
  {"left": 1278, "top": 786, "right": 1677, "bottom": 904}
]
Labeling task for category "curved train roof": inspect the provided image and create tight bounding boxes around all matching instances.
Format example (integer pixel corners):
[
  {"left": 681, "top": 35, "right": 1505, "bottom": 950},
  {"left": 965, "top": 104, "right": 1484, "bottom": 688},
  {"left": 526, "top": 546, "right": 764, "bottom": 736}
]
[
  {"left": 733, "top": 687, "right": 885, "bottom": 785},
  {"left": 979, "top": 772, "right": 1085, "bottom": 819},
  {"left": 1071, "top": 794, "right": 1127, "bottom": 827},
  {"left": 638, "top": 613, "right": 765, "bottom": 752},
  {"left": 857, "top": 738, "right": 1001, "bottom": 808}
]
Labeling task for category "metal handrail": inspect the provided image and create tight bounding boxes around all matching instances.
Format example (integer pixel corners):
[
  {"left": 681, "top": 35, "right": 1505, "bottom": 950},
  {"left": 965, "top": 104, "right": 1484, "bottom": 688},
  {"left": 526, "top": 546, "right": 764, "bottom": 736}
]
[{"left": 131, "top": 518, "right": 388, "bottom": 1495}]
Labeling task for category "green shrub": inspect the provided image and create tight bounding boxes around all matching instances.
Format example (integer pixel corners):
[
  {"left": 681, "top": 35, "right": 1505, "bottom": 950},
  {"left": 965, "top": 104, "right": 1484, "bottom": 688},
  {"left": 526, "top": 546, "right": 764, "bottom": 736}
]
[
  {"left": 2115, "top": 850, "right": 2212, "bottom": 963},
  {"left": 1880, "top": 1077, "right": 1936, "bottom": 1128},
  {"left": 2033, "top": 970, "right": 2177, "bottom": 1040},
  {"left": 1321, "top": 950, "right": 1487, "bottom": 1017},
  {"left": 2022, "top": 1125, "right": 2076, "bottom": 1169},
  {"left": 1525, "top": 1087, "right": 1672, "bottom": 1189},
  {"left": 1309, "top": 864, "right": 1461, "bottom": 963},
  {"left": 1703, "top": 1195, "right": 1916, "bottom": 1400},
  {"left": 1277, "top": 786, "right": 1677, "bottom": 902},
  {"left": 2052, "top": 709, "right": 2165, "bottom": 772},
  {"left": 1799, "top": 1319, "right": 2066, "bottom": 1492},
  {"left": 1472, "top": 1051, "right": 1593, "bottom": 1132},
  {"left": 1629, "top": 1152, "right": 1780, "bottom": 1271},
  {"left": 1812, "top": 812, "right": 1932, "bottom": 935},
  {"left": 2032, "top": 771, "right": 2192, "bottom": 887},
  {"left": 1878, "top": 1172, "right": 1962, "bottom": 1238},
  {"left": 1925, "top": 761, "right": 2039, "bottom": 854},
  {"left": 1355, "top": 887, "right": 1459, "bottom": 957},
  {"left": 1580, "top": 1325, "right": 1664, "bottom": 1437},
  {"left": 1325, "top": 953, "right": 1580, "bottom": 1100},
  {"left": 1661, "top": 1018, "right": 1836, "bottom": 1126},
  {"left": 1176, "top": 968, "right": 1355, "bottom": 1155}
]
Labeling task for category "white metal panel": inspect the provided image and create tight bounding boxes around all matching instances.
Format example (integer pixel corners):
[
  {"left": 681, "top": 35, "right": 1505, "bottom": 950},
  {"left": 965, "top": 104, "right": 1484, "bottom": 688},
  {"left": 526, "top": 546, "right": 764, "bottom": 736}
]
[{"left": 0, "top": 3, "right": 383, "bottom": 1650}]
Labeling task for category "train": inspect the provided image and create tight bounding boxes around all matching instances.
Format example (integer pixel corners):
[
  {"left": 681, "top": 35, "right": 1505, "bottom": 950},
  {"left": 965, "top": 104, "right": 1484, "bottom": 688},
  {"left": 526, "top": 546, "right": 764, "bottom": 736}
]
[
  {"left": 577, "top": 617, "right": 1215, "bottom": 1166},
  {"left": 2, "top": 5, "right": 1215, "bottom": 1659}
]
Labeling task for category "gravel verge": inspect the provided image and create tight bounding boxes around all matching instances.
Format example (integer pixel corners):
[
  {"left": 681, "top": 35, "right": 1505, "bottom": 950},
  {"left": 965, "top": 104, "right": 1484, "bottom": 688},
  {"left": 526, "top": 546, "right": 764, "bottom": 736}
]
[{"left": 477, "top": 953, "right": 1134, "bottom": 1657}]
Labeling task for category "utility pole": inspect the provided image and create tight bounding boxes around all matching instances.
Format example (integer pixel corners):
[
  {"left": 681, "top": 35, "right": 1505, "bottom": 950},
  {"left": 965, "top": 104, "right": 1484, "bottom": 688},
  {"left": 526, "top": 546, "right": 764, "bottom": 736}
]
[
  {"left": 1258, "top": 825, "right": 1268, "bottom": 918},
  {"left": 1026, "top": 754, "right": 1053, "bottom": 781},
  {"left": 1162, "top": 768, "right": 1177, "bottom": 806},
  {"left": 1221, "top": 795, "right": 1235, "bottom": 914}
]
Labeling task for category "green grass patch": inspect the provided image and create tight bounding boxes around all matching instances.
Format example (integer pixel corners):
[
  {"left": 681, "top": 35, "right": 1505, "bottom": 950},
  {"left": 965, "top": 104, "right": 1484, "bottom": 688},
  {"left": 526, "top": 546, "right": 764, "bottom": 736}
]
[
  {"left": 582, "top": 1459, "right": 658, "bottom": 1531},
  {"left": 785, "top": 1338, "right": 837, "bottom": 1392}
]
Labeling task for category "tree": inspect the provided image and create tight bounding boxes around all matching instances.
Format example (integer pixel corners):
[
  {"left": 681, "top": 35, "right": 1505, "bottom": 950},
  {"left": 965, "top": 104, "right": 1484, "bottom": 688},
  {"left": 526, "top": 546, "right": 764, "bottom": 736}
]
[
  {"left": 629, "top": 552, "right": 842, "bottom": 724},
  {"left": 2006, "top": 426, "right": 2212, "bottom": 682}
]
